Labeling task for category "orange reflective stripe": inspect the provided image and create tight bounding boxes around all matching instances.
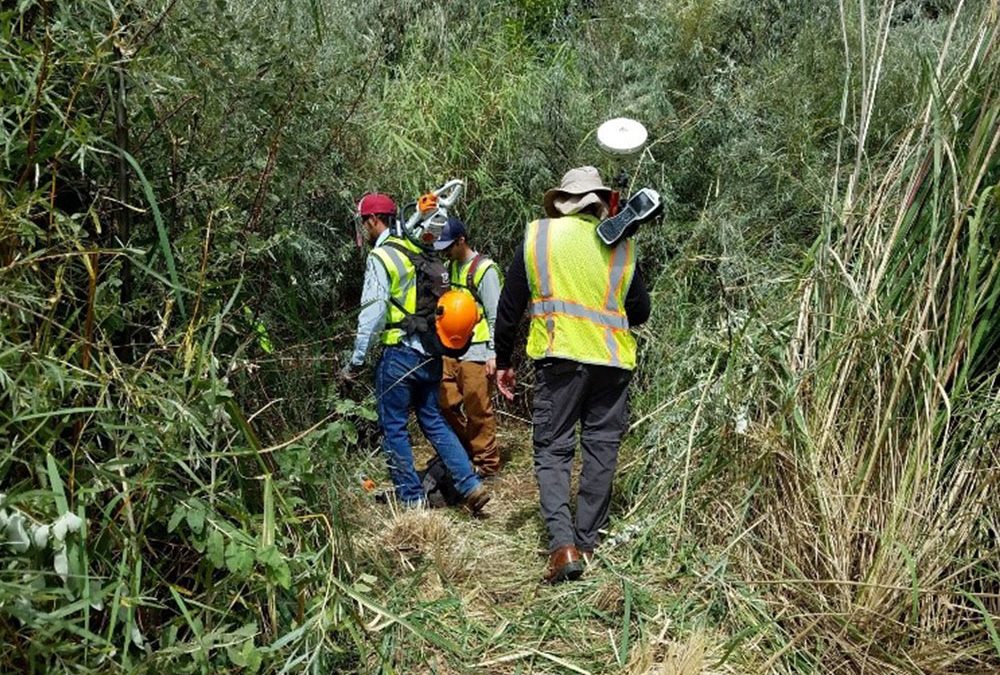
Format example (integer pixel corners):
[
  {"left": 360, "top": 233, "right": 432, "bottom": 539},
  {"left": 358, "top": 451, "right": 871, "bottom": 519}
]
[
  {"left": 604, "top": 327, "right": 623, "bottom": 368},
  {"left": 534, "top": 218, "right": 553, "bottom": 298},
  {"left": 605, "top": 240, "right": 631, "bottom": 312}
]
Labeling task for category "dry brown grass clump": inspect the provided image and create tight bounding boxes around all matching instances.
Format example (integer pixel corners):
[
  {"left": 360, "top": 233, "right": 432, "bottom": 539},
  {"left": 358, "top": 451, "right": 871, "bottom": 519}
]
[
  {"left": 626, "top": 629, "right": 740, "bottom": 675},
  {"left": 371, "top": 507, "right": 475, "bottom": 583},
  {"left": 377, "top": 507, "right": 453, "bottom": 555}
]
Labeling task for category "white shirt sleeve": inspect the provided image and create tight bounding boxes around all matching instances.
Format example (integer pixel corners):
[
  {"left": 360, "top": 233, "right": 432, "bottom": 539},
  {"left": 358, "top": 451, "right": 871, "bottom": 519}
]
[
  {"left": 349, "top": 255, "right": 390, "bottom": 366},
  {"left": 476, "top": 265, "right": 502, "bottom": 359}
]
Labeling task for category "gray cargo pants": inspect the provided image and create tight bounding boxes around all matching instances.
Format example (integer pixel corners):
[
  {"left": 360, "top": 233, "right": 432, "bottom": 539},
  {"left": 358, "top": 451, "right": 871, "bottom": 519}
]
[{"left": 532, "top": 359, "right": 632, "bottom": 553}]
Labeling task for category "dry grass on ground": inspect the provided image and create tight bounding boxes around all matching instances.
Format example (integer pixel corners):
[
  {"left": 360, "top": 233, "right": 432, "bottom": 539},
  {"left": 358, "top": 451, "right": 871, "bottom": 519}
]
[{"left": 346, "top": 422, "right": 744, "bottom": 674}]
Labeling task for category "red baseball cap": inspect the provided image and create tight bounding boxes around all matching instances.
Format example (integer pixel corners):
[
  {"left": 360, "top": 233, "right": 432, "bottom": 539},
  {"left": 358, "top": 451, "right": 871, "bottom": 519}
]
[{"left": 357, "top": 192, "right": 397, "bottom": 217}]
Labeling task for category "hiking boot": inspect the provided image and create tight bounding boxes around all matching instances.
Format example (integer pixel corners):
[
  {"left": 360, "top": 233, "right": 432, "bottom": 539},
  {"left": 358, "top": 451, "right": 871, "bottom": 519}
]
[
  {"left": 463, "top": 484, "right": 491, "bottom": 513},
  {"left": 475, "top": 468, "right": 500, "bottom": 483},
  {"left": 544, "top": 544, "right": 583, "bottom": 584}
]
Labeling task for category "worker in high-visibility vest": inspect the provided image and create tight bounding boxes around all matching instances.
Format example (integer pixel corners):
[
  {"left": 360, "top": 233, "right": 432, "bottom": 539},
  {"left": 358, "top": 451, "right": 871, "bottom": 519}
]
[
  {"left": 494, "top": 167, "right": 651, "bottom": 583},
  {"left": 434, "top": 216, "right": 503, "bottom": 478},
  {"left": 344, "top": 192, "right": 490, "bottom": 513}
]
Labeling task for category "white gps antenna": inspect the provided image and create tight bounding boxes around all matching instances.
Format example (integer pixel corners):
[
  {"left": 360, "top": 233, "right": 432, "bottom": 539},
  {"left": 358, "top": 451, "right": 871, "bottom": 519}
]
[
  {"left": 594, "top": 117, "right": 662, "bottom": 245},
  {"left": 596, "top": 117, "right": 648, "bottom": 156}
]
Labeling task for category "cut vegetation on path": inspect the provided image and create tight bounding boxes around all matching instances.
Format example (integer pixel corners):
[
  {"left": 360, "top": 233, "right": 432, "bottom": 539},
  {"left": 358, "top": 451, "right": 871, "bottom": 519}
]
[{"left": 343, "top": 422, "right": 736, "bottom": 674}]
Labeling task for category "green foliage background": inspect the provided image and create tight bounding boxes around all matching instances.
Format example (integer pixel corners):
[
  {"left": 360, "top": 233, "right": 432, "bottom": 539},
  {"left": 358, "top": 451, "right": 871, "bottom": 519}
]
[{"left": 1, "top": 0, "right": 997, "bottom": 672}]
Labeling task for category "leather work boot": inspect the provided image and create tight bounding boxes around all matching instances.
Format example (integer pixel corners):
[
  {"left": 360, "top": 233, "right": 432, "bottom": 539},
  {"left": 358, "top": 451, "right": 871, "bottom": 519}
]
[
  {"left": 475, "top": 468, "right": 500, "bottom": 483},
  {"left": 463, "top": 484, "right": 491, "bottom": 513},
  {"left": 544, "top": 544, "right": 583, "bottom": 584}
]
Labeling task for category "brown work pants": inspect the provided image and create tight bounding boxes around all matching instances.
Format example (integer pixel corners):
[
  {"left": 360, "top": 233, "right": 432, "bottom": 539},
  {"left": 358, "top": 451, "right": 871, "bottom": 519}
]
[{"left": 439, "top": 357, "right": 500, "bottom": 476}]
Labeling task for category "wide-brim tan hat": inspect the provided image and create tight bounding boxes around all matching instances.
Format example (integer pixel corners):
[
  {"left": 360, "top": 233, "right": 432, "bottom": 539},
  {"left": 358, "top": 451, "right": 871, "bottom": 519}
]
[{"left": 543, "top": 166, "right": 612, "bottom": 218}]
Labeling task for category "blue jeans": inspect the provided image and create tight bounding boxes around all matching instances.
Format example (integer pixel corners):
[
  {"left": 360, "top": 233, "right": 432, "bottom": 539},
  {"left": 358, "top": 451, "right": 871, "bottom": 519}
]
[{"left": 375, "top": 345, "right": 481, "bottom": 505}]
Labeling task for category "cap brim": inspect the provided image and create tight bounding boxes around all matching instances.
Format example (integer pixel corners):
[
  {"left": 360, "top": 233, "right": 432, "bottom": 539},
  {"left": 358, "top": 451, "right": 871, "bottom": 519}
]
[{"left": 433, "top": 238, "right": 455, "bottom": 251}]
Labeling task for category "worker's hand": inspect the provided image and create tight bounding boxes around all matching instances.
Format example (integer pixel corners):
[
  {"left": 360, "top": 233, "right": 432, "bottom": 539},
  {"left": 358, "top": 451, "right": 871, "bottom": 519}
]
[
  {"left": 339, "top": 362, "right": 363, "bottom": 381},
  {"left": 496, "top": 368, "right": 516, "bottom": 401},
  {"left": 484, "top": 358, "right": 496, "bottom": 379}
]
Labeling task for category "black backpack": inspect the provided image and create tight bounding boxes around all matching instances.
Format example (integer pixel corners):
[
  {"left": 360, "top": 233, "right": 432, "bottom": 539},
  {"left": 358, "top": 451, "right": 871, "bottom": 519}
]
[
  {"left": 383, "top": 240, "right": 469, "bottom": 358},
  {"left": 418, "top": 455, "right": 463, "bottom": 507}
]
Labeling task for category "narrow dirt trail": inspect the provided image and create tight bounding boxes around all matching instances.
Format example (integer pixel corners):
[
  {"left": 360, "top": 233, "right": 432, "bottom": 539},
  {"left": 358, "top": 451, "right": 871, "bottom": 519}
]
[{"left": 346, "top": 418, "right": 710, "bottom": 674}]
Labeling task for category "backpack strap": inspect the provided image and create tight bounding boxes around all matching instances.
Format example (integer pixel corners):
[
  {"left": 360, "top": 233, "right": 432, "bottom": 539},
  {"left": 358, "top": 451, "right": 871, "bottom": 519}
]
[
  {"left": 382, "top": 240, "right": 445, "bottom": 336},
  {"left": 380, "top": 240, "right": 419, "bottom": 325},
  {"left": 465, "top": 254, "right": 485, "bottom": 291},
  {"left": 462, "top": 254, "right": 497, "bottom": 306},
  {"left": 383, "top": 239, "right": 420, "bottom": 265}
]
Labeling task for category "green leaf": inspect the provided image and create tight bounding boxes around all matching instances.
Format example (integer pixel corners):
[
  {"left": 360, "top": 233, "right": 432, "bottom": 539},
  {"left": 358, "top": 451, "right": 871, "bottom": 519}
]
[
  {"left": 45, "top": 453, "right": 69, "bottom": 514},
  {"left": 235, "top": 622, "right": 258, "bottom": 638},
  {"left": 620, "top": 581, "right": 632, "bottom": 666},
  {"left": 243, "top": 640, "right": 262, "bottom": 673},
  {"left": 962, "top": 592, "right": 1000, "bottom": 659},
  {"left": 167, "top": 505, "right": 186, "bottom": 533},
  {"left": 262, "top": 474, "right": 274, "bottom": 548},
  {"left": 169, "top": 586, "right": 205, "bottom": 654},
  {"left": 226, "top": 544, "right": 254, "bottom": 576},
  {"left": 206, "top": 530, "right": 225, "bottom": 569},
  {"left": 353, "top": 573, "right": 377, "bottom": 593},
  {"left": 15, "top": 407, "right": 111, "bottom": 423},
  {"left": 325, "top": 422, "right": 343, "bottom": 444},
  {"left": 270, "top": 560, "right": 291, "bottom": 590},
  {"left": 257, "top": 545, "right": 291, "bottom": 589},
  {"left": 227, "top": 645, "right": 247, "bottom": 668},
  {"left": 228, "top": 639, "right": 262, "bottom": 672},
  {"left": 185, "top": 507, "right": 205, "bottom": 534},
  {"left": 119, "top": 148, "right": 187, "bottom": 318}
]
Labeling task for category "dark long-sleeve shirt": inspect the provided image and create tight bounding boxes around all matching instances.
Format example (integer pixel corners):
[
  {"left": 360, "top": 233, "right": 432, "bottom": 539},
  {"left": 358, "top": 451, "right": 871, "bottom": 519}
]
[{"left": 494, "top": 242, "right": 651, "bottom": 369}]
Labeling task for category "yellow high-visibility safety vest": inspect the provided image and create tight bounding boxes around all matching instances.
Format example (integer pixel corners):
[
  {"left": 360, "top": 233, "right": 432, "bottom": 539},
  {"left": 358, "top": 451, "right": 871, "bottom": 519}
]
[
  {"left": 523, "top": 214, "right": 637, "bottom": 369},
  {"left": 370, "top": 236, "right": 422, "bottom": 345},
  {"left": 449, "top": 256, "right": 501, "bottom": 345}
]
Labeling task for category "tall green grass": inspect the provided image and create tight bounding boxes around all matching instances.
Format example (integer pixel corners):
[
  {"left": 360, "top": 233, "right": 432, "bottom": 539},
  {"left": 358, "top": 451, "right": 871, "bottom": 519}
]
[
  {"left": 755, "top": 7, "right": 1000, "bottom": 666},
  {"left": 622, "top": 2, "right": 999, "bottom": 671}
]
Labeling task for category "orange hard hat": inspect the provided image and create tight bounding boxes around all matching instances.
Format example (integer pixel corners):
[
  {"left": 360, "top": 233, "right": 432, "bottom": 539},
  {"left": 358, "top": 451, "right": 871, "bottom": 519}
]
[{"left": 435, "top": 290, "right": 480, "bottom": 350}]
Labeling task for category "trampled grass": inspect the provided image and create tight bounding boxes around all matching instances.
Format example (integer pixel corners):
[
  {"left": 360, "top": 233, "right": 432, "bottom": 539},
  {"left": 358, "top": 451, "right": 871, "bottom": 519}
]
[{"left": 341, "top": 423, "right": 753, "bottom": 674}]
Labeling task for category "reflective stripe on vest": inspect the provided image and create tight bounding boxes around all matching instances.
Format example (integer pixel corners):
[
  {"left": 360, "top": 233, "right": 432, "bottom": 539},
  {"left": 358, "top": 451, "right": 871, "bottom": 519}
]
[
  {"left": 524, "top": 215, "right": 637, "bottom": 369},
  {"left": 449, "top": 256, "right": 497, "bottom": 345},
  {"left": 371, "top": 236, "right": 420, "bottom": 345}
]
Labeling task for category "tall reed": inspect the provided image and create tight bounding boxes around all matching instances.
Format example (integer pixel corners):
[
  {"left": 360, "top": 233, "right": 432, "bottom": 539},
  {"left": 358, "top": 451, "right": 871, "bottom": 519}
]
[{"left": 729, "top": 1, "right": 1000, "bottom": 670}]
